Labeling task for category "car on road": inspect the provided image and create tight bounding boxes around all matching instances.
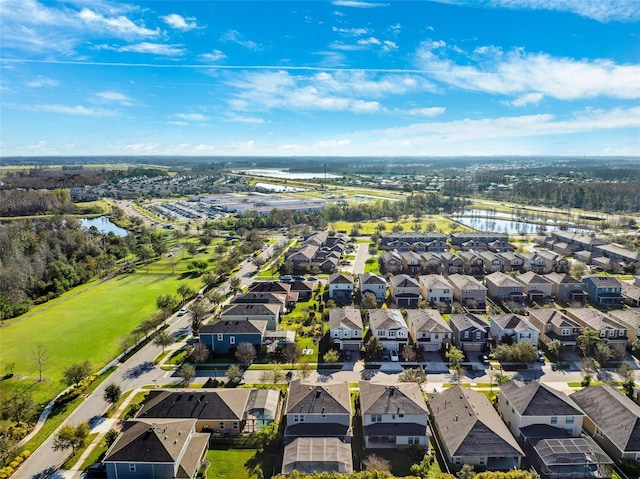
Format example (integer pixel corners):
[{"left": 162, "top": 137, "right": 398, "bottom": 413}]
[
  {"left": 177, "top": 307, "right": 188, "bottom": 316},
  {"left": 390, "top": 350, "right": 399, "bottom": 362},
  {"left": 195, "top": 294, "right": 204, "bottom": 301},
  {"left": 279, "top": 275, "right": 293, "bottom": 282},
  {"left": 307, "top": 276, "right": 318, "bottom": 281}
]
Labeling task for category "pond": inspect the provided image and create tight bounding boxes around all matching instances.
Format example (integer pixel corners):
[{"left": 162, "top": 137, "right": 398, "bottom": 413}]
[
  {"left": 451, "top": 216, "right": 591, "bottom": 234},
  {"left": 80, "top": 216, "right": 129, "bottom": 236},
  {"left": 234, "top": 168, "right": 340, "bottom": 179}
]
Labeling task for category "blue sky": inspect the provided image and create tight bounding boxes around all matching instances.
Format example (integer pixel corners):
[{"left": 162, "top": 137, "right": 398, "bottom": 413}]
[{"left": 1, "top": 0, "right": 639, "bottom": 157}]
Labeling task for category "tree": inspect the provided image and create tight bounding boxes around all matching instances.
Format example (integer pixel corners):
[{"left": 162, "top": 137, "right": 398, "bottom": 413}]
[
  {"left": 398, "top": 367, "right": 427, "bottom": 385},
  {"left": 623, "top": 377, "right": 636, "bottom": 399},
  {"left": 363, "top": 454, "right": 391, "bottom": 472},
  {"left": 297, "top": 361, "right": 313, "bottom": 379},
  {"left": 225, "top": 364, "right": 244, "bottom": 384},
  {"left": 259, "top": 367, "right": 284, "bottom": 384},
  {"left": 570, "top": 262, "right": 588, "bottom": 279},
  {"left": 401, "top": 345, "right": 417, "bottom": 362},
  {"left": 361, "top": 291, "right": 378, "bottom": 309},
  {"left": 0, "top": 435, "right": 19, "bottom": 467},
  {"left": 52, "top": 423, "right": 89, "bottom": 455},
  {"left": 457, "top": 464, "right": 475, "bottom": 479},
  {"left": 547, "top": 339, "right": 566, "bottom": 361},
  {"left": 186, "top": 242, "right": 198, "bottom": 256},
  {"left": 189, "top": 343, "right": 210, "bottom": 364},
  {"left": 179, "top": 363, "right": 196, "bottom": 385},
  {"left": 177, "top": 284, "right": 195, "bottom": 304},
  {"left": 206, "top": 290, "right": 224, "bottom": 309},
  {"left": 235, "top": 342, "right": 257, "bottom": 365},
  {"left": 1, "top": 389, "right": 36, "bottom": 423},
  {"left": 33, "top": 342, "right": 49, "bottom": 382},
  {"left": 363, "top": 336, "right": 383, "bottom": 360},
  {"left": 577, "top": 328, "right": 601, "bottom": 357},
  {"left": 632, "top": 339, "right": 640, "bottom": 358},
  {"left": 618, "top": 362, "right": 635, "bottom": 381},
  {"left": 63, "top": 360, "right": 92, "bottom": 387},
  {"left": 229, "top": 276, "right": 242, "bottom": 296},
  {"left": 594, "top": 341, "right": 613, "bottom": 368},
  {"left": 104, "top": 429, "right": 120, "bottom": 448},
  {"left": 156, "top": 294, "right": 178, "bottom": 313},
  {"left": 410, "top": 454, "right": 434, "bottom": 479},
  {"left": 323, "top": 350, "right": 340, "bottom": 363},
  {"left": 446, "top": 345, "right": 464, "bottom": 367},
  {"left": 188, "top": 301, "right": 207, "bottom": 336},
  {"left": 103, "top": 383, "right": 122, "bottom": 405},
  {"left": 153, "top": 330, "right": 173, "bottom": 353},
  {"left": 284, "top": 343, "right": 302, "bottom": 366},
  {"left": 581, "top": 374, "right": 592, "bottom": 388}
]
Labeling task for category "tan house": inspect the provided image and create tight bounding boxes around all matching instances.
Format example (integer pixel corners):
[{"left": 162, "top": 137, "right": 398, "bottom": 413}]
[
  {"left": 389, "top": 274, "right": 422, "bottom": 308},
  {"left": 329, "top": 307, "right": 364, "bottom": 351},
  {"left": 406, "top": 309, "right": 452, "bottom": 352},
  {"left": 528, "top": 309, "right": 582, "bottom": 351},
  {"left": 418, "top": 274, "right": 453, "bottom": 304},
  {"left": 565, "top": 308, "right": 628, "bottom": 354},
  {"left": 485, "top": 271, "right": 525, "bottom": 303},
  {"left": 447, "top": 274, "right": 487, "bottom": 308}
]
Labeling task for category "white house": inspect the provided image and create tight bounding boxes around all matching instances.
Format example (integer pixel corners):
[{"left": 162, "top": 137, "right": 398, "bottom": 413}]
[
  {"left": 359, "top": 273, "right": 387, "bottom": 302},
  {"left": 329, "top": 307, "right": 364, "bottom": 351},
  {"left": 368, "top": 309, "right": 409, "bottom": 350},
  {"left": 489, "top": 314, "right": 540, "bottom": 347}
]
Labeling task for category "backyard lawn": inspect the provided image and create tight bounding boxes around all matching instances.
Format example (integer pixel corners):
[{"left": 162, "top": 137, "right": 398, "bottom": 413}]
[
  {"left": 205, "top": 448, "right": 276, "bottom": 479},
  {"left": 0, "top": 255, "right": 204, "bottom": 404}
]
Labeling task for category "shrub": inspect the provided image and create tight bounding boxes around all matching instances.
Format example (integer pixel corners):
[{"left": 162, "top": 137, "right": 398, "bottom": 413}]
[{"left": 21, "top": 450, "right": 31, "bottom": 458}]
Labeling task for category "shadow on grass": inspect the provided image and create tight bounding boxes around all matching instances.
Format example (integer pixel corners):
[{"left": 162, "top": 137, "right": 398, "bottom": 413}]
[{"left": 245, "top": 449, "right": 277, "bottom": 479}]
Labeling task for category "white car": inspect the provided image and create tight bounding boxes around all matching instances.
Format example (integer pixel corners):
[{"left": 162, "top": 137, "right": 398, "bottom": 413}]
[
  {"left": 177, "top": 308, "right": 188, "bottom": 316},
  {"left": 390, "top": 350, "right": 399, "bottom": 362}
]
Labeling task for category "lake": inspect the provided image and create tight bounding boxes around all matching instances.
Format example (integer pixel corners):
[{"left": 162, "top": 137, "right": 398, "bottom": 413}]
[
  {"left": 451, "top": 216, "right": 591, "bottom": 234},
  {"left": 234, "top": 168, "right": 340, "bottom": 179},
  {"left": 81, "top": 216, "right": 129, "bottom": 236}
]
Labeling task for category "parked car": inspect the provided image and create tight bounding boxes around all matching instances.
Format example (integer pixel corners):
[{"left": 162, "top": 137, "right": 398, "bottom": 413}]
[
  {"left": 279, "top": 275, "right": 293, "bottom": 282},
  {"left": 482, "top": 354, "right": 490, "bottom": 365},
  {"left": 538, "top": 351, "right": 545, "bottom": 363},
  {"left": 307, "top": 276, "right": 318, "bottom": 281},
  {"left": 177, "top": 307, "right": 188, "bottom": 316},
  {"left": 381, "top": 349, "right": 391, "bottom": 361},
  {"left": 390, "top": 350, "right": 399, "bottom": 362}
]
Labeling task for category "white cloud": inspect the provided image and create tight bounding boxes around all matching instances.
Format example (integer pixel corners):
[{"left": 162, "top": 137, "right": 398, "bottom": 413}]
[
  {"left": 33, "top": 104, "right": 117, "bottom": 117},
  {"left": 77, "top": 8, "right": 159, "bottom": 37},
  {"left": 26, "top": 76, "right": 59, "bottom": 87},
  {"left": 111, "top": 42, "right": 185, "bottom": 56},
  {"left": 315, "top": 139, "right": 351, "bottom": 148},
  {"left": 404, "top": 107, "right": 446, "bottom": 116},
  {"left": 174, "top": 113, "right": 208, "bottom": 121},
  {"left": 224, "top": 113, "right": 266, "bottom": 124},
  {"left": 123, "top": 143, "right": 159, "bottom": 151},
  {"left": 199, "top": 49, "right": 226, "bottom": 62},
  {"left": 220, "top": 30, "right": 261, "bottom": 50},
  {"left": 95, "top": 91, "right": 134, "bottom": 105},
  {"left": 351, "top": 100, "right": 381, "bottom": 113},
  {"left": 332, "top": 26, "right": 369, "bottom": 36},
  {"left": 332, "top": 1, "right": 388, "bottom": 8},
  {"left": 357, "top": 37, "right": 381, "bottom": 46},
  {"left": 507, "top": 93, "right": 544, "bottom": 107},
  {"left": 416, "top": 40, "right": 640, "bottom": 100},
  {"left": 484, "top": 0, "right": 640, "bottom": 23},
  {"left": 161, "top": 13, "right": 198, "bottom": 31}
]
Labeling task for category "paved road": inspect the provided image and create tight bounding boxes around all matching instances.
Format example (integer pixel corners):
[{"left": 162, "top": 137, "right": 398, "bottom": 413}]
[{"left": 351, "top": 242, "right": 369, "bottom": 275}]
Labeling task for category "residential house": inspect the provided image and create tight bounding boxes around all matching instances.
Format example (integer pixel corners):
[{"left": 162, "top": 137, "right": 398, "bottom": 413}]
[
  {"left": 282, "top": 437, "right": 353, "bottom": 475},
  {"left": 199, "top": 320, "right": 267, "bottom": 354},
  {"left": 103, "top": 418, "right": 209, "bottom": 479},
  {"left": 581, "top": 275, "right": 624, "bottom": 307},
  {"left": 458, "top": 251, "right": 485, "bottom": 277},
  {"left": 592, "top": 243, "right": 640, "bottom": 269},
  {"left": 571, "top": 385, "right": 640, "bottom": 462},
  {"left": 428, "top": 385, "right": 524, "bottom": 470},
  {"left": 449, "top": 313, "right": 490, "bottom": 352},
  {"left": 449, "top": 232, "right": 509, "bottom": 247},
  {"left": 440, "top": 252, "right": 464, "bottom": 276},
  {"left": 233, "top": 290, "right": 289, "bottom": 311},
  {"left": 609, "top": 309, "right": 640, "bottom": 340},
  {"left": 136, "top": 388, "right": 264, "bottom": 435},
  {"left": 479, "top": 251, "right": 507, "bottom": 273},
  {"left": 329, "top": 307, "right": 364, "bottom": 351},
  {"left": 379, "top": 251, "right": 403, "bottom": 275},
  {"left": 621, "top": 283, "right": 640, "bottom": 307},
  {"left": 360, "top": 382, "right": 429, "bottom": 449},
  {"left": 359, "top": 273, "right": 387, "bottom": 303},
  {"left": 389, "top": 274, "right": 422, "bottom": 308},
  {"left": 490, "top": 314, "right": 539, "bottom": 347},
  {"left": 550, "top": 232, "right": 606, "bottom": 253},
  {"left": 219, "top": 303, "right": 280, "bottom": 331},
  {"left": 381, "top": 232, "right": 448, "bottom": 247},
  {"left": 497, "top": 381, "right": 585, "bottom": 440},
  {"left": 515, "top": 271, "right": 553, "bottom": 304},
  {"left": 418, "top": 274, "right": 453, "bottom": 304},
  {"left": 406, "top": 309, "right": 452, "bottom": 352},
  {"left": 517, "top": 251, "right": 555, "bottom": 274},
  {"left": 497, "top": 252, "right": 525, "bottom": 273},
  {"left": 447, "top": 274, "right": 487, "bottom": 308},
  {"left": 368, "top": 309, "right": 409, "bottom": 351},
  {"left": 420, "top": 252, "right": 444, "bottom": 275},
  {"left": 401, "top": 251, "right": 423, "bottom": 276},
  {"left": 565, "top": 308, "right": 628, "bottom": 354},
  {"left": 485, "top": 272, "right": 526, "bottom": 303},
  {"left": 289, "top": 281, "right": 314, "bottom": 302},
  {"left": 544, "top": 273, "right": 586, "bottom": 303},
  {"left": 528, "top": 309, "right": 582, "bottom": 351},
  {"left": 527, "top": 436, "right": 612, "bottom": 479},
  {"left": 284, "top": 379, "right": 352, "bottom": 442},
  {"left": 328, "top": 273, "right": 354, "bottom": 303}
]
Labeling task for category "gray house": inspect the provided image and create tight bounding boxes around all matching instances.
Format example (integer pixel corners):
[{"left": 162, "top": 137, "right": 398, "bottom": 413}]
[
  {"left": 544, "top": 273, "right": 586, "bottom": 303},
  {"left": 447, "top": 274, "right": 487, "bottom": 308},
  {"left": 359, "top": 273, "right": 387, "bottom": 302},
  {"left": 199, "top": 320, "right": 267, "bottom": 354},
  {"left": 485, "top": 272, "right": 525, "bottom": 303},
  {"left": 103, "top": 418, "right": 209, "bottom": 479},
  {"left": 449, "top": 313, "right": 489, "bottom": 352},
  {"left": 406, "top": 309, "right": 452, "bottom": 352}
]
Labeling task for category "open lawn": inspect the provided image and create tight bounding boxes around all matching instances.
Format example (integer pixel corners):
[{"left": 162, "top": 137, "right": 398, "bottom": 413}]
[
  {"left": 205, "top": 448, "right": 275, "bottom": 479},
  {"left": 0, "top": 258, "right": 204, "bottom": 405},
  {"left": 330, "top": 215, "right": 472, "bottom": 236}
]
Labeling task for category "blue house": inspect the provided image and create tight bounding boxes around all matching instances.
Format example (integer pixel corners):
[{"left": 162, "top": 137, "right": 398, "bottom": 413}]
[
  {"left": 582, "top": 275, "right": 624, "bottom": 307},
  {"left": 449, "top": 313, "right": 490, "bottom": 352},
  {"left": 200, "top": 320, "right": 267, "bottom": 354}
]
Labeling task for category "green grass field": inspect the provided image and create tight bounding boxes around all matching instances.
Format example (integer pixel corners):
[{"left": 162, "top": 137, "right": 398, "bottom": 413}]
[
  {"left": 205, "top": 448, "right": 274, "bottom": 479},
  {"left": 330, "top": 215, "right": 472, "bottom": 236},
  {"left": 0, "top": 256, "right": 204, "bottom": 405}
]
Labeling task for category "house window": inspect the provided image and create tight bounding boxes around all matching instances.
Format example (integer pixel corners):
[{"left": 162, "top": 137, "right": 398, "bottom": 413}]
[
  {"left": 220, "top": 422, "right": 225, "bottom": 429},
  {"left": 434, "top": 334, "right": 439, "bottom": 340},
  {"left": 599, "top": 330, "right": 606, "bottom": 337},
  {"left": 566, "top": 416, "right": 574, "bottom": 424},
  {"left": 454, "top": 457, "right": 461, "bottom": 465},
  {"left": 372, "top": 414, "right": 382, "bottom": 423},
  {"left": 294, "top": 414, "right": 305, "bottom": 423},
  {"left": 550, "top": 416, "right": 557, "bottom": 425},
  {"left": 217, "top": 334, "right": 223, "bottom": 341},
  {"left": 608, "top": 330, "right": 615, "bottom": 338},
  {"left": 475, "top": 332, "right": 482, "bottom": 340},
  {"left": 129, "top": 464, "right": 136, "bottom": 472},
  {"left": 408, "top": 436, "right": 420, "bottom": 445},
  {"left": 464, "top": 331, "right": 470, "bottom": 339},
  {"left": 561, "top": 328, "right": 570, "bottom": 336},
  {"left": 230, "top": 336, "right": 235, "bottom": 344},
  {"left": 379, "top": 331, "right": 386, "bottom": 337},
  {"left": 389, "top": 330, "right": 396, "bottom": 337},
  {"left": 233, "top": 422, "right": 238, "bottom": 429},
  {"left": 479, "top": 458, "right": 485, "bottom": 465}
]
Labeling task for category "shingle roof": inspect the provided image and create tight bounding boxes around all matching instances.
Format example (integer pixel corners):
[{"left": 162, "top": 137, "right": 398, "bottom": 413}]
[
  {"left": 447, "top": 274, "right": 487, "bottom": 291},
  {"left": 329, "top": 273, "right": 354, "bottom": 284},
  {"left": 200, "top": 320, "right": 267, "bottom": 335},
  {"left": 329, "top": 307, "right": 363, "bottom": 331},
  {"left": 406, "top": 309, "right": 451, "bottom": 334},
  {"left": 359, "top": 272, "right": 386, "bottom": 285},
  {"left": 369, "top": 308, "right": 408, "bottom": 331},
  {"left": 449, "top": 313, "right": 488, "bottom": 333},
  {"left": 248, "top": 281, "right": 291, "bottom": 294},
  {"left": 137, "top": 389, "right": 251, "bottom": 421},
  {"left": 516, "top": 271, "right": 552, "bottom": 286},
  {"left": 359, "top": 382, "right": 428, "bottom": 416},
  {"left": 490, "top": 314, "right": 537, "bottom": 332},
  {"left": 544, "top": 272, "right": 582, "bottom": 285},
  {"left": 528, "top": 309, "right": 581, "bottom": 330},
  {"left": 221, "top": 303, "right": 280, "bottom": 317},
  {"left": 486, "top": 271, "right": 522, "bottom": 288},
  {"left": 390, "top": 274, "right": 420, "bottom": 288},
  {"left": 418, "top": 274, "right": 451, "bottom": 290},
  {"left": 565, "top": 308, "right": 627, "bottom": 332},
  {"left": 571, "top": 385, "right": 640, "bottom": 454},
  {"left": 500, "top": 381, "right": 584, "bottom": 417},
  {"left": 428, "top": 385, "right": 524, "bottom": 458},
  {"left": 286, "top": 380, "right": 351, "bottom": 415}
]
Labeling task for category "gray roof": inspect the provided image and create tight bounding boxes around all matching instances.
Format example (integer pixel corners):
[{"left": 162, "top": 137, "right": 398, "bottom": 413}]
[
  {"left": 200, "top": 319, "right": 267, "bottom": 335},
  {"left": 566, "top": 308, "right": 627, "bottom": 332},
  {"left": 571, "top": 385, "right": 640, "bottom": 454},
  {"left": 528, "top": 309, "right": 581, "bottom": 330},
  {"left": 369, "top": 308, "right": 408, "bottom": 331},
  {"left": 248, "top": 281, "right": 291, "bottom": 294},
  {"left": 418, "top": 274, "right": 451, "bottom": 290},
  {"left": 359, "top": 272, "right": 386, "bottom": 285},
  {"left": 286, "top": 379, "right": 351, "bottom": 415},
  {"left": 500, "top": 381, "right": 584, "bottom": 417},
  {"left": 449, "top": 313, "right": 488, "bottom": 333},
  {"left": 232, "top": 292, "right": 286, "bottom": 305},
  {"left": 406, "top": 309, "right": 451, "bottom": 334},
  {"left": 486, "top": 271, "right": 522, "bottom": 288},
  {"left": 447, "top": 274, "right": 487, "bottom": 291},
  {"left": 137, "top": 389, "right": 251, "bottom": 421},
  {"left": 221, "top": 302, "right": 280, "bottom": 317},
  {"left": 544, "top": 272, "right": 582, "bottom": 286},
  {"left": 516, "top": 271, "right": 552, "bottom": 286},
  {"left": 364, "top": 422, "right": 428, "bottom": 437},
  {"left": 490, "top": 314, "right": 537, "bottom": 332},
  {"left": 329, "top": 272, "right": 354, "bottom": 284},
  {"left": 359, "top": 382, "right": 428, "bottom": 416},
  {"left": 282, "top": 437, "right": 353, "bottom": 475},
  {"left": 329, "top": 307, "right": 363, "bottom": 331},
  {"left": 390, "top": 274, "right": 420, "bottom": 288},
  {"left": 583, "top": 275, "right": 622, "bottom": 287},
  {"left": 428, "top": 385, "right": 524, "bottom": 458}
]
